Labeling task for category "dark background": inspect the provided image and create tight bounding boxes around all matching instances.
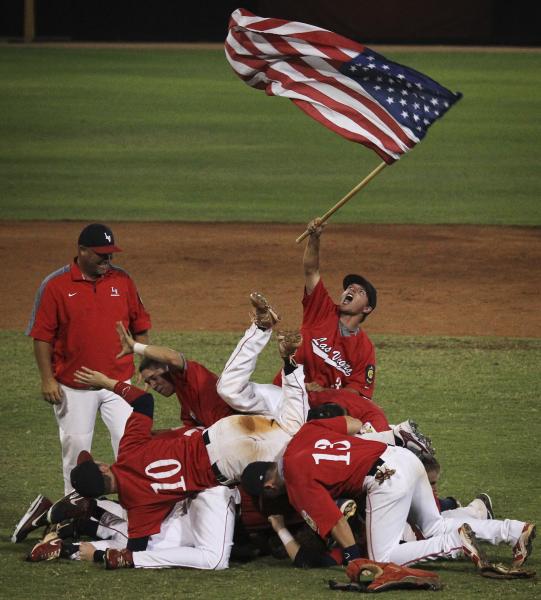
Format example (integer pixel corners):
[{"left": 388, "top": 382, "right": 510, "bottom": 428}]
[{"left": 1, "top": 0, "right": 539, "bottom": 45}]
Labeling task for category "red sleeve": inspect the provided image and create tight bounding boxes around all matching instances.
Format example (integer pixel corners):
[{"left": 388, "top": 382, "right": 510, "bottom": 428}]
[
  {"left": 126, "top": 276, "right": 152, "bottom": 334},
  {"left": 288, "top": 478, "right": 343, "bottom": 539},
  {"left": 302, "top": 279, "right": 337, "bottom": 327},
  {"left": 118, "top": 410, "right": 152, "bottom": 455},
  {"left": 27, "top": 280, "right": 59, "bottom": 343}
]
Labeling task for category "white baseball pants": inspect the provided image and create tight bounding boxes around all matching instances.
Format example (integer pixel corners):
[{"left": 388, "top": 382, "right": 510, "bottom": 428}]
[
  {"left": 217, "top": 323, "right": 309, "bottom": 434},
  {"left": 364, "top": 447, "right": 466, "bottom": 565},
  {"left": 133, "top": 486, "right": 237, "bottom": 570},
  {"left": 55, "top": 383, "right": 133, "bottom": 494}
]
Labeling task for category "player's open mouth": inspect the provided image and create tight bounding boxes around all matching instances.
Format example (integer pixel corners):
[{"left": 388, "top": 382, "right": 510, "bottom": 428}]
[{"left": 343, "top": 293, "right": 354, "bottom": 304}]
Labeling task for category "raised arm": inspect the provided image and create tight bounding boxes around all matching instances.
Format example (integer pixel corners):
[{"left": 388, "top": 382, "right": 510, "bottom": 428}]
[
  {"left": 116, "top": 321, "right": 184, "bottom": 369},
  {"left": 303, "top": 218, "right": 325, "bottom": 295}
]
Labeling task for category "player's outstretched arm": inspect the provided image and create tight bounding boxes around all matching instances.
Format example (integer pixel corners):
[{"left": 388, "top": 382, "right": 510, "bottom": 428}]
[
  {"left": 303, "top": 218, "right": 325, "bottom": 295},
  {"left": 116, "top": 321, "right": 184, "bottom": 369},
  {"left": 74, "top": 366, "right": 118, "bottom": 391}
]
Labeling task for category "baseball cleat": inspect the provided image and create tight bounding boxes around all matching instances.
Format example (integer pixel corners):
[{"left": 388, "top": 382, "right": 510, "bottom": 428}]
[
  {"left": 393, "top": 420, "right": 435, "bottom": 457},
  {"left": 459, "top": 523, "right": 489, "bottom": 569},
  {"left": 104, "top": 548, "right": 134, "bottom": 569},
  {"left": 249, "top": 292, "right": 281, "bottom": 330},
  {"left": 26, "top": 532, "right": 63, "bottom": 562},
  {"left": 11, "top": 494, "right": 52, "bottom": 543},
  {"left": 47, "top": 490, "right": 96, "bottom": 524},
  {"left": 276, "top": 330, "right": 302, "bottom": 362},
  {"left": 512, "top": 522, "right": 536, "bottom": 567},
  {"left": 476, "top": 493, "right": 494, "bottom": 519}
]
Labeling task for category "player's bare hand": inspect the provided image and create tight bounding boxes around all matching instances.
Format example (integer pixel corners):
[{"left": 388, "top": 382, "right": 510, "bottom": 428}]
[
  {"left": 306, "top": 218, "right": 325, "bottom": 238},
  {"left": 116, "top": 321, "right": 135, "bottom": 358},
  {"left": 41, "top": 377, "right": 63, "bottom": 405},
  {"left": 268, "top": 514, "right": 286, "bottom": 531},
  {"left": 305, "top": 381, "right": 325, "bottom": 392},
  {"left": 79, "top": 542, "right": 97, "bottom": 561},
  {"left": 74, "top": 366, "right": 115, "bottom": 390}
]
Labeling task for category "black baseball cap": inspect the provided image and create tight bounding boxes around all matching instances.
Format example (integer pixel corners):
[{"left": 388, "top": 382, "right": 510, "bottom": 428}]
[
  {"left": 343, "top": 274, "right": 377, "bottom": 310},
  {"left": 241, "top": 461, "right": 275, "bottom": 496},
  {"left": 307, "top": 402, "right": 347, "bottom": 421},
  {"left": 78, "top": 223, "right": 122, "bottom": 253},
  {"left": 70, "top": 451, "right": 106, "bottom": 498}
]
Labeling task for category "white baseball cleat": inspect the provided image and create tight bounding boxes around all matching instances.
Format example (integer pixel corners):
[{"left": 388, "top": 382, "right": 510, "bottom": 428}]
[
  {"left": 459, "top": 523, "right": 489, "bottom": 570},
  {"left": 393, "top": 420, "right": 435, "bottom": 457}
]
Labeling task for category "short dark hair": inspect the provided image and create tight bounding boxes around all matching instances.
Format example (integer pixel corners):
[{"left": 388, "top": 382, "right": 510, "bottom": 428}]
[
  {"left": 139, "top": 356, "right": 166, "bottom": 373},
  {"left": 420, "top": 454, "right": 440, "bottom": 472}
]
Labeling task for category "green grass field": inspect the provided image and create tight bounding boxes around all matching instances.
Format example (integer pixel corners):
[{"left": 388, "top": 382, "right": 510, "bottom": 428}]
[
  {"left": 1, "top": 47, "right": 540, "bottom": 224},
  {"left": 1, "top": 331, "right": 540, "bottom": 599},
  {"left": 1, "top": 45, "right": 540, "bottom": 598}
]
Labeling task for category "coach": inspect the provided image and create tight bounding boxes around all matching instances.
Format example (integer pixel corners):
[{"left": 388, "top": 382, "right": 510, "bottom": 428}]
[{"left": 26, "top": 223, "right": 151, "bottom": 493}]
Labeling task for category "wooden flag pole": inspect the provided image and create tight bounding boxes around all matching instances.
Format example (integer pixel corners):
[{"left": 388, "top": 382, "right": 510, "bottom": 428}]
[{"left": 295, "top": 161, "right": 388, "bottom": 244}]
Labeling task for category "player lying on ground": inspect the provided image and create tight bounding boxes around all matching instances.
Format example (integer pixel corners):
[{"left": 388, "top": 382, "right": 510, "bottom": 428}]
[{"left": 241, "top": 415, "right": 536, "bottom": 578}]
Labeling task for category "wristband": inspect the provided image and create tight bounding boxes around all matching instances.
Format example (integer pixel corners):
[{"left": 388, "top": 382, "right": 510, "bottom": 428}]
[
  {"left": 133, "top": 342, "right": 148, "bottom": 356},
  {"left": 277, "top": 528, "right": 294, "bottom": 546}
]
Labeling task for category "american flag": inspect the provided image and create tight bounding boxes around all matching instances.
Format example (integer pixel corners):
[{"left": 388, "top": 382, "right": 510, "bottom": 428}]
[{"left": 225, "top": 8, "right": 462, "bottom": 164}]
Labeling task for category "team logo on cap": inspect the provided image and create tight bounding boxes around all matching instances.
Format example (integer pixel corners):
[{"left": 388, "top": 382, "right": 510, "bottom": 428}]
[
  {"left": 365, "top": 364, "right": 375, "bottom": 384},
  {"left": 104, "top": 232, "right": 112, "bottom": 242}
]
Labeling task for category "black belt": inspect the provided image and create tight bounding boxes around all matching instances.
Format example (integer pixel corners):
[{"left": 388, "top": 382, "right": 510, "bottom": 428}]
[
  {"left": 203, "top": 430, "right": 229, "bottom": 485},
  {"left": 367, "top": 458, "right": 385, "bottom": 477}
]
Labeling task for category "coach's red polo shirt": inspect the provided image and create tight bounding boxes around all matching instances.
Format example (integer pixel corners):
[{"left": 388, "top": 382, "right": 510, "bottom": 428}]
[{"left": 27, "top": 260, "right": 151, "bottom": 388}]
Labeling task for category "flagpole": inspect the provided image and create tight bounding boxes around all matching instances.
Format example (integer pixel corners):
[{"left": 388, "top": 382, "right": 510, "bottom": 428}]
[{"left": 295, "top": 161, "right": 388, "bottom": 244}]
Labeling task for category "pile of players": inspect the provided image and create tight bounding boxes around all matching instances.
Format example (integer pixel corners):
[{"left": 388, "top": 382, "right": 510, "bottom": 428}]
[{"left": 13, "top": 220, "right": 535, "bottom": 590}]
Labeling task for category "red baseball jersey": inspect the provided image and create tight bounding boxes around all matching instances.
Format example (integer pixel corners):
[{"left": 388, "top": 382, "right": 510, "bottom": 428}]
[
  {"left": 283, "top": 417, "right": 386, "bottom": 538},
  {"left": 308, "top": 389, "right": 389, "bottom": 432},
  {"left": 273, "top": 279, "right": 375, "bottom": 397},
  {"left": 171, "top": 361, "right": 234, "bottom": 428},
  {"left": 26, "top": 261, "right": 151, "bottom": 388},
  {"left": 112, "top": 407, "right": 218, "bottom": 538}
]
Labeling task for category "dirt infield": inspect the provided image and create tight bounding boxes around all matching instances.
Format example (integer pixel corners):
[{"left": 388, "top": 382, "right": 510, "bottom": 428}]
[{"left": 3, "top": 221, "right": 540, "bottom": 338}]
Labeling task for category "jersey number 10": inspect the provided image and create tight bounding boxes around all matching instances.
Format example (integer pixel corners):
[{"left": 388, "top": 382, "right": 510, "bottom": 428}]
[{"left": 145, "top": 459, "right": 187, "bottom": 493}]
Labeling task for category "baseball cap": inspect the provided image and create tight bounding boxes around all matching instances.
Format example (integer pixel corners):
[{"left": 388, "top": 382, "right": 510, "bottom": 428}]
[
  {"left": 241, "top": 461, "right": 274, "bottom": 496},
  {"left": 343, "top": 274, "right": 377, "bottom": 310},
  {"left": 70, "top": 451, "right": 106, "bottom": 498},
  {"left": 78, "top": 223, "right": 122, "bottom": 253},
  {"left": 307, "top": 402, "right": 347, "bottom": 421}
]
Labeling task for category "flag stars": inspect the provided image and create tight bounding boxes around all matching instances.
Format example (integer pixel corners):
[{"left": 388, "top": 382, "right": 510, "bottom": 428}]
[
  {"left": 401, "top": 110, "right": 408, "bottom": 118},
  {"left": 423, "top": 118, "right": 430, "bottom": 125},
  {"left": 430, "top": 98, "right": 439, "bottom": 105},
  {"left": 443, "top": 101, "right": 450, "bottom": 108},
  {"left": 424, "top": 105, "right": 430, "bottom": 112},
  {"left": 376, "top": 76, "right": 383, "bottom": 82},
  {"left": 386, "top": 96, "right": 394, "bottom": 104},
  {"left": 413, "top": 102, "right": 420, "bottom": 110},
  {"left": 413, "top": 114, "right": 420, "bottom": 122},
  {"left": 401, "top": 90, "right": 409, "bottom": 96},
  {"left": 399, "top": 99, "right": 407, "bottom": 106},
  {"left": 349, "top": 65, "right": 357, "bottom": 72},
  {"left": 367, "top": 63, "right": 376, "bottom": 69},
  {"left": 382, "top": 64, "right": 390, "bottom": 70},
  {"left": 387, "top": 87, "right": 395, "bottom": 92},
  {"left": 368, "top": 55, "right": 376, "bottom": 61},
  {"left": 415, "top": 82, "right": 423, "bottom": 89},
  {"left": 397, "top": 73, "right": 405, "bottom": 79},
  {"left": 374, "top": 85, "right": 381, "bottom": 90}
]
